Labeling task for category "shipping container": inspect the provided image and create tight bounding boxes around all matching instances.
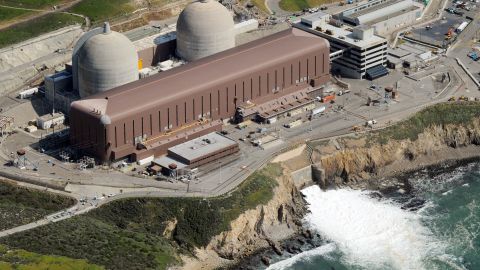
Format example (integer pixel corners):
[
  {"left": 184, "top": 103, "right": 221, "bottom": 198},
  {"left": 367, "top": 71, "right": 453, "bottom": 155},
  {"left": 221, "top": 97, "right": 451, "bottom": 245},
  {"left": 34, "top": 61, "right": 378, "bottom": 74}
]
[
  {"left": 456, "top": 21, "right": 468, "bottom": 33},
  {"left": 322, "top": 94, "right": 336, "bottom": 103}
]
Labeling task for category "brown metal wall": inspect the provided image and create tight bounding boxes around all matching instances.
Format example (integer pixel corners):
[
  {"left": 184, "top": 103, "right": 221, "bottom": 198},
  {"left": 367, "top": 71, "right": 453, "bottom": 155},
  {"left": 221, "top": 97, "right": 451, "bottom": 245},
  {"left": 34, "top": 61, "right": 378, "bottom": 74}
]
[{"left": 71, "top": 41, "right": 330, "bottom": 162}]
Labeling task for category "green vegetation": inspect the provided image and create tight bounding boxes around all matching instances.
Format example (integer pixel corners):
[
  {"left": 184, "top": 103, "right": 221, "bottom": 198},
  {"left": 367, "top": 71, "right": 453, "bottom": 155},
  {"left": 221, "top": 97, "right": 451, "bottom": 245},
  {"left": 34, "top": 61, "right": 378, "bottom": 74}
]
[
  {"left": 371, "top": 102, "right": 480, "bottom": 144},
  {"left": 0, "top": 13, "right": 83, "bottom": 48},
  {"left": 250, "top": 0, "right": 270, "bottom": 14},
  {"left": 0, "top": 0, "right": 68, "bottom": 9},
  {"left": 70, "top": 0, "right": 134, "bottom": 23},
  {"left": 0, "top": 164, "right": 281, "bottom": 269},
  {"left": 0, "top": 7, "right": 34, "bottom": 23},
  {"left": 0, "top": 244, "right": 102, "bottom": 270},
  {"left": 279, "top": 0, "right": 336, "bottom": 11},
  {"left": 0, "top": 180, "right": 75, "bottom": 231}
]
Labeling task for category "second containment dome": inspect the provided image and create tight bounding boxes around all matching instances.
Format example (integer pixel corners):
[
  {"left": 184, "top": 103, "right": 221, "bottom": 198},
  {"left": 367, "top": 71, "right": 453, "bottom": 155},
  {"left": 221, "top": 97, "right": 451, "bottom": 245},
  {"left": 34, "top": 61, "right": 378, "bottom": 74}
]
[{"left": 176, "top": 0, "right": 235, "bottom": 62}]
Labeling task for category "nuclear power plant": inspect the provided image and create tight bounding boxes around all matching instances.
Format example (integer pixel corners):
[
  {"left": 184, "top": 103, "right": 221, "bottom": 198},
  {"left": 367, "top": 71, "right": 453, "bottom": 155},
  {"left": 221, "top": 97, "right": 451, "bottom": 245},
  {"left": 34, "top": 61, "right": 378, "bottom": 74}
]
[{"left": 40, "top": 0, "right": 333, "bottom": 164}]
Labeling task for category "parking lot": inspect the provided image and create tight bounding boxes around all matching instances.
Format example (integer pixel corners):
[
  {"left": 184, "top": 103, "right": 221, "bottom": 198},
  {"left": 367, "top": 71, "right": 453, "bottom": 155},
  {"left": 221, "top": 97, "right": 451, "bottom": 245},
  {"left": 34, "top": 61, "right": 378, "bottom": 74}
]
[{"left": 405, "top": 1, "right": 478, "bottom": 48}]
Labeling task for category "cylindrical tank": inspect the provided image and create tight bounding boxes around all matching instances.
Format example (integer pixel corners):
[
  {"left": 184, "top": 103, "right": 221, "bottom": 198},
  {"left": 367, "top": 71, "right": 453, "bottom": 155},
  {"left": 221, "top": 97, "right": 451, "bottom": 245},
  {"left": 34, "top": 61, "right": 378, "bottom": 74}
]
[
  {"left": 176, "top": 0, "right": 235, "bottom": 62},
  {"left": 77, "top": 23, "right": 139, "bottom": 98}
]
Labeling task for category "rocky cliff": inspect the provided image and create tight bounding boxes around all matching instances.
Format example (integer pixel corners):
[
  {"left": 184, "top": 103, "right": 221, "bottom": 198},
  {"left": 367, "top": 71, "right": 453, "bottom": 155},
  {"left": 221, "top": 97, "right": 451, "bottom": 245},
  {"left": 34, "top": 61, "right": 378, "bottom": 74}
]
[
  {"left": 180, "top": 165, "right": 307, "bottom": 269},
  {"left": 208, "top": 167, "right": 306, "bottom": 259},
  {"left": 314, "top": 118, "right": 480, "bottom": 187}
]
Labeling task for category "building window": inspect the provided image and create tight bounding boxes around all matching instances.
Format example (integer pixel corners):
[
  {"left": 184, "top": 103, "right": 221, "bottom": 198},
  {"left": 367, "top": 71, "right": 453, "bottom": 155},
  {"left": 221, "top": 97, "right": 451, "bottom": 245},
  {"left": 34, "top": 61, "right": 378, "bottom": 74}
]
[
  {"left": 167, "top": 108, "right": 170, "bottom": 130},
  {"left": 242, "top": 81, "right": 245, "bottom": 102},
  {"left": 158, "top": 111, "right": 161, "bottom": 132},
  {"left": 176, "top": 105, "right": 179, "bottom": 126},
  {"left": 250, "top": 78, "right": 253, "bottom": 99},
  {"left": 149, "top": 114, "right": 152, "bottom": 135},
  {"left": 132, "top": 120, "right": 135, "bottom": 144}
]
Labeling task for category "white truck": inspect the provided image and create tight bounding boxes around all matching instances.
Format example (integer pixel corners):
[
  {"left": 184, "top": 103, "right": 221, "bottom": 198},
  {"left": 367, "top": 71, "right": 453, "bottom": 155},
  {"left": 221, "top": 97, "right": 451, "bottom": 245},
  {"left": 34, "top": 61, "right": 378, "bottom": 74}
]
[
  {"left": 365, "top": 120, "right": 378, "bottom": 127},
  {"left": 338, "top": 90, "right": 351, "bottom": 96}
]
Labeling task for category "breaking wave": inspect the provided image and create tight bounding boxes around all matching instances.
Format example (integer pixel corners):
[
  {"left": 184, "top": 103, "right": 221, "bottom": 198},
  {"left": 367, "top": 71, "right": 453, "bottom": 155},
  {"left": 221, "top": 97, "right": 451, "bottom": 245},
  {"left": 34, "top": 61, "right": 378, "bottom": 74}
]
[
  {"left": 265, "top": 243, "right": 336, "bottom": 270},
  {"left": 300, "top": 185, "right": 445, "bottom": 270}
]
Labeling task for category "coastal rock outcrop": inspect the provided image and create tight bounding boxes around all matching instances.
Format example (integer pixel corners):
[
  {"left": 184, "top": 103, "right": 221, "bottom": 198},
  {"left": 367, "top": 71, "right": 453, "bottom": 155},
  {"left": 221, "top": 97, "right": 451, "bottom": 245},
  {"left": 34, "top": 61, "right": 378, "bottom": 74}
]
[
  {"left": 207, "top": 167, "right": 306, "bottom": 259},
  {"left": 314, "top": 118, "right": 480, "bottom": 186}
]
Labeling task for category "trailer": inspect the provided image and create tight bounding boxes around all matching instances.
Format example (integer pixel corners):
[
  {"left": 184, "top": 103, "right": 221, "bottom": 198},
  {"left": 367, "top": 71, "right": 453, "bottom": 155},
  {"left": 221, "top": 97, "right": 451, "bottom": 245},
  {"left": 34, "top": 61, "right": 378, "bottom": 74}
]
[
  {"left": 310, "top": 106, "right": 326, "bottom": 117},
  {"left": 18, "top": 87, "right": 38, "bottom": 99},
  {"left": 284, "top": 119, "right": 303, "bottom": 128},
  {"left": 456, "top": 21, "right": 468, "bottom": 33}
]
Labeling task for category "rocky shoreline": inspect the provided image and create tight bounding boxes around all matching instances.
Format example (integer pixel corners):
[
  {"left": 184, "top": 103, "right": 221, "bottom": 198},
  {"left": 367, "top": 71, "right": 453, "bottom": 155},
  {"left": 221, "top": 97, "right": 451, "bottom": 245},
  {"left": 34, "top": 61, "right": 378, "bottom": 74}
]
[
  {"left": 225, "top": 156, "right": 480, "bottom": 270},
  {"left": 181, "top": 112, "right": 480, "bottom": 270}
]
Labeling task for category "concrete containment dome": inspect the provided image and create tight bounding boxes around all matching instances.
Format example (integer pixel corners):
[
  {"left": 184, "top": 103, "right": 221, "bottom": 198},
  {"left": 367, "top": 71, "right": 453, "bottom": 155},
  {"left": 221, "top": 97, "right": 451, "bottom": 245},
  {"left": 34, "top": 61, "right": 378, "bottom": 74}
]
[
  {"left": 176, "top": 0, "right": 235, "bottom": 61},
  {"left": 77, "top": 23, "right": 139, "bottom": 98}
]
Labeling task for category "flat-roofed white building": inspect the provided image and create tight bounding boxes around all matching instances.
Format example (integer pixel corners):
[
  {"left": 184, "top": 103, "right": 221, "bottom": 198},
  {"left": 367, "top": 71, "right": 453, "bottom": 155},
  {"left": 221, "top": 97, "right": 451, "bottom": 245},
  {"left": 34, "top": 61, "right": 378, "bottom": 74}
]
[
  {"left": 337, "top": 0, "right": 424, "bottom": 36},
  {"left": 295, "top": 12, "right": 388, "bottom": 79}
]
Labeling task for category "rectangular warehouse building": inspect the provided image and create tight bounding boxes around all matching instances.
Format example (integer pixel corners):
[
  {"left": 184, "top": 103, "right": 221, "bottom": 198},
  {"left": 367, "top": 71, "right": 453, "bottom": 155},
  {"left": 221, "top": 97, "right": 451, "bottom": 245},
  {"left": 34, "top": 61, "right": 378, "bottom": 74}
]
[{"left": 69, "top": 28, "right": 330, "bottom": 162}]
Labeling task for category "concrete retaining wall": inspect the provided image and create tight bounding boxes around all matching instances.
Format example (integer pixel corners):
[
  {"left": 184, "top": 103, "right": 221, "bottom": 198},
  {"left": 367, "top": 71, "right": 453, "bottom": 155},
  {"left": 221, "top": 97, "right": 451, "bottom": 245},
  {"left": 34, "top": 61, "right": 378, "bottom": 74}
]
[{"left": 290, "top": 163, "right": 326, "bottom": 189}]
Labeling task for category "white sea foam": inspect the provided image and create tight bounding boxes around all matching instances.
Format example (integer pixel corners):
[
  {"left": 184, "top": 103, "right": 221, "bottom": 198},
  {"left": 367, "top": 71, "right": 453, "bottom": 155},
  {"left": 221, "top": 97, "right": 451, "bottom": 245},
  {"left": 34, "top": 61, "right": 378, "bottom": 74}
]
[
  {"left": 442, "top": 190, "right": 453, "bottom": 195},
  {"left": 301, "top": 185, "right": 444, "bottom": 270},
  {"left": 265, "top": 243, "right": 336, "bottom": 270}
]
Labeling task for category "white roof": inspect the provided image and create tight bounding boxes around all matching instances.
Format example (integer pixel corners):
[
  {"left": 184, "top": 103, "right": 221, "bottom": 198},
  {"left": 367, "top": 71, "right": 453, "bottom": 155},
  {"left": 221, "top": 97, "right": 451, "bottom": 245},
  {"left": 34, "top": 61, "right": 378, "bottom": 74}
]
[{"left": 168, "top": 132, "right": 237, "bottom": 161}]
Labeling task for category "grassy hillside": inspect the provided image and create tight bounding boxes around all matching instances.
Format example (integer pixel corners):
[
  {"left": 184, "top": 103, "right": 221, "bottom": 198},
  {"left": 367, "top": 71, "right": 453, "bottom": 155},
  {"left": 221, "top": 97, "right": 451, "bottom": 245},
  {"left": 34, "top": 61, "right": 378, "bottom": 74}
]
[
  {"left": 279, "top": 0, "right": 335, "bottom": 11},
  {"left": 0, "top": 180, "right": 75, "bottom": 231},
  {"left": 0, "top": 0, "right": 71, "bottom": 9},
  {"left": 0, "top": 7, "right": 34, "bottom": 24},
  {"left": 69, "top": 0, "right": 134, "bottom": 24},
  {"left": 371, "top": 102, "right": 480, "bottom": 144},
  {"left": 0, "top": 164, "right": 281, "bottom": 269},
  {"left": 0, "top": 244, "right": 102, "bottom": 270},
  {"left": 0, "top": 13, "right": 83, "bottom": 48}
]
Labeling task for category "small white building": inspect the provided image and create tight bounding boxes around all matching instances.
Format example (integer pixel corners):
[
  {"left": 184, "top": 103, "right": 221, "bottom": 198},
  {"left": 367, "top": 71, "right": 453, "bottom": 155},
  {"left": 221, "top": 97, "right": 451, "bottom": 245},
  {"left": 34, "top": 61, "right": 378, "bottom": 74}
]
[{"left": 36, "top": 112, "right": 65, "bottom": 129}]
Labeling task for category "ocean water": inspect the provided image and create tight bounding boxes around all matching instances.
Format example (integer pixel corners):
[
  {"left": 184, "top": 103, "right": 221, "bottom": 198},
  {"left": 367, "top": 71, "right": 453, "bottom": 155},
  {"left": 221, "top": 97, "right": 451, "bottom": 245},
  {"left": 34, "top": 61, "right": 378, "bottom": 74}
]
[{"left": 265, "top": 162, "right": 480, "bottom": 270}]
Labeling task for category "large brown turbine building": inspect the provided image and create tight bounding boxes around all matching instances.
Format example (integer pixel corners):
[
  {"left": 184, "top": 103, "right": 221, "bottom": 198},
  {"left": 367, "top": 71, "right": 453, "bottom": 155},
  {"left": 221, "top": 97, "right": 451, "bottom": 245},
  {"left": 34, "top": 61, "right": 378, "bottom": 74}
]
[{"left": 69, "top": 28, "right": 330, "bottom": 162}]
